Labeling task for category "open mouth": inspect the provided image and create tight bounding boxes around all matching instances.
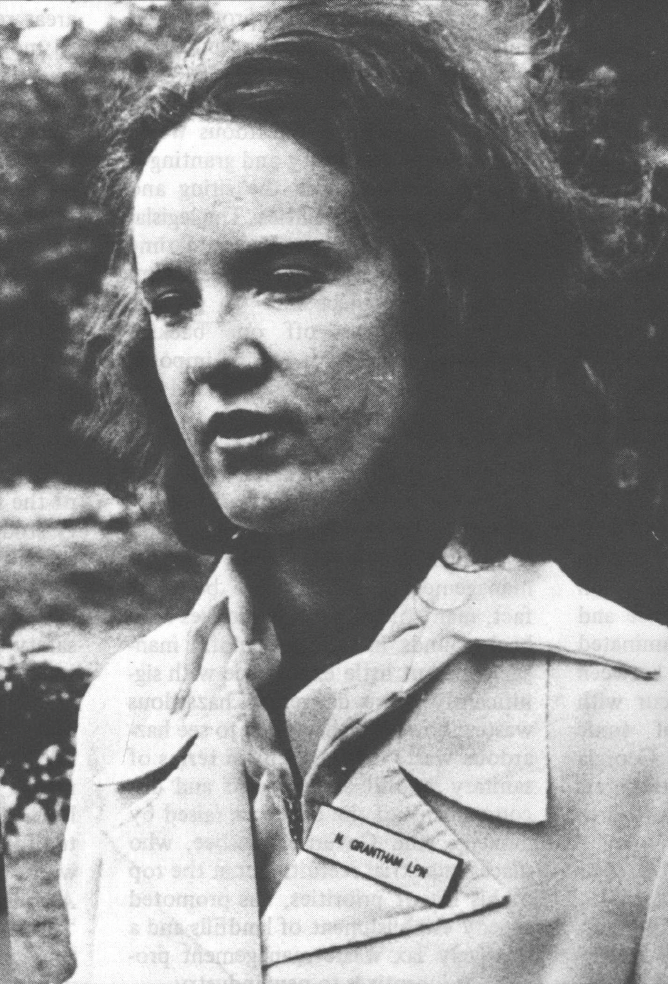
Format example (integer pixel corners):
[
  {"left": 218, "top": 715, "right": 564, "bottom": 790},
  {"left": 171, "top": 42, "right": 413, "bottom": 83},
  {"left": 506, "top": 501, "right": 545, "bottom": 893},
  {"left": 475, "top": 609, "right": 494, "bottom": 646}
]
[{"left": 206, "top": 410, "right": 282, "bottom": 447}]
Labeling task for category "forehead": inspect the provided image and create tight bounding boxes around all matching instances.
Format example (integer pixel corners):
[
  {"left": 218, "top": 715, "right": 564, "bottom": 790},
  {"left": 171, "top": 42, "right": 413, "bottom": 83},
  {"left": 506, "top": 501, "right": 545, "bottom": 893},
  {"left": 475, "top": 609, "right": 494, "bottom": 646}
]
[{"left": 132, "top": 118, "right": 361, "bottom": 272}]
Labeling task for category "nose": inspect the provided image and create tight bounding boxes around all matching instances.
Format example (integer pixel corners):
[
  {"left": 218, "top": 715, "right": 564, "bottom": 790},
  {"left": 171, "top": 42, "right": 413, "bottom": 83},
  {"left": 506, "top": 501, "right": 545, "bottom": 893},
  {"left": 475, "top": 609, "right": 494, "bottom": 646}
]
[{"left": 186, "top": 286, "right": 271, "bottom": 398}]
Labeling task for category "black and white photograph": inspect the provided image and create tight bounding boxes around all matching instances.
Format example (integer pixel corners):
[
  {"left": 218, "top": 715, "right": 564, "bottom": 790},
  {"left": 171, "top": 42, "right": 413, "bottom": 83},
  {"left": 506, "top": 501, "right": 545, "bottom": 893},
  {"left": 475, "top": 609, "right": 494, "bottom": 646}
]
[{"left": 2, "top": 1, "right": 668, "bottom": 982}]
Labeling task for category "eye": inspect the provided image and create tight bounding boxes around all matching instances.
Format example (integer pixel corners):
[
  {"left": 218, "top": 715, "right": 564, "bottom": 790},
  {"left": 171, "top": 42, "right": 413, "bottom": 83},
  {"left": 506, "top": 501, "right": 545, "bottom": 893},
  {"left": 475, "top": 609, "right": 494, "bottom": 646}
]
[
  {"left": 147, "top": 288, "right": 198, "bottom": 322},
  {"left": 258, "top": 267, "right": 324, "bottom": 303}
]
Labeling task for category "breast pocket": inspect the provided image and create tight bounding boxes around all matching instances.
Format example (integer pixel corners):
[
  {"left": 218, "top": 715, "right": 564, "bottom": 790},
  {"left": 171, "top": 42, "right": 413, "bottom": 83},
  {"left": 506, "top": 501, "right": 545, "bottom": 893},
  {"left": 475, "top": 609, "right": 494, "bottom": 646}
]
[{"left": 94, "top": 728, "right": 262, "bottom": 984}]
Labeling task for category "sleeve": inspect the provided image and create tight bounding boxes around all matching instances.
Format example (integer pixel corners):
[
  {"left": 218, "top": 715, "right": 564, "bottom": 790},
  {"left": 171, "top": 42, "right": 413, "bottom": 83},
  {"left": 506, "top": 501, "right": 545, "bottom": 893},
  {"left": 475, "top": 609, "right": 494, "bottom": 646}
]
[
  {"left": 59, "top": 680, "right": 106, "bottom": 984},
  {"left": 634, "top": 847, "right": 668, "bottom": 983}
]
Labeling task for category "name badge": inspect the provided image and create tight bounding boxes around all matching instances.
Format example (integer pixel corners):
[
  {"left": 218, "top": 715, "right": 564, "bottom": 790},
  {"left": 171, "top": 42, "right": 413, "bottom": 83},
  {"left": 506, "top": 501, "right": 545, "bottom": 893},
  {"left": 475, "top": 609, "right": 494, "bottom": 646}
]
[{"left": 304, "top": 804, "right": 461, "bottom": 906}]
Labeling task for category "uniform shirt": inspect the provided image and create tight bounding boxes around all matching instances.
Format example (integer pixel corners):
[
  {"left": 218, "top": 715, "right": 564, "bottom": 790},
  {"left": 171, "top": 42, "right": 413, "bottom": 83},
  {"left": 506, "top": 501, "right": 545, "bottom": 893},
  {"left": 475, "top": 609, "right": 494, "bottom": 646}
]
[{"left": 61, "top": 552, "right": 668, "bottom": 983}]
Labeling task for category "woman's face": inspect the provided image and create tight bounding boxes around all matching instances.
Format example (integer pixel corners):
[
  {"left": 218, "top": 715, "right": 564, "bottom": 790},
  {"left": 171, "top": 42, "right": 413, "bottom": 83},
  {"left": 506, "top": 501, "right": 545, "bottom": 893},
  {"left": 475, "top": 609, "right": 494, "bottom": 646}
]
[{"left": 133, "top": 117, "right": 418, "bottom": 534}]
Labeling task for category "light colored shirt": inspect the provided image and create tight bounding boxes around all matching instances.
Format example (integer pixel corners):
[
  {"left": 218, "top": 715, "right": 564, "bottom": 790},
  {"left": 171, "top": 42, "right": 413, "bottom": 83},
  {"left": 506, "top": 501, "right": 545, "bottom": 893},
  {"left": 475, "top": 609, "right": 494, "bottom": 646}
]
[{"left": 61, "top": 551, "right": 668, "bottom": 983}]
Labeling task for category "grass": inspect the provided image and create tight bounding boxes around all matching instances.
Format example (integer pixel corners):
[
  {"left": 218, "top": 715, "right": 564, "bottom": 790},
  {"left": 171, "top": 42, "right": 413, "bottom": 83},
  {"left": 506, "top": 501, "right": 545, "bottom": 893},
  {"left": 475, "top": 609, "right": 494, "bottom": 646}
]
[
  {"left": 4, "top": 816, "right": 72, "bottom": 984},
  {"left": 0, "top": 483, "right": 212, "bottom": 983},
  {"left": 0, "top": 520, "right": 211, "bottom": 647}
]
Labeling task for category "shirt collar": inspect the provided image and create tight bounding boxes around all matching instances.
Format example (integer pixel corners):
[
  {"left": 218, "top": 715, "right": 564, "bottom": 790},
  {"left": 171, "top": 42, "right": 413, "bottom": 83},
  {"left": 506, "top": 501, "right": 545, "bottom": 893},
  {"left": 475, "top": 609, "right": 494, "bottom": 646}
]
[
  {"left": 98, "top": 549, "right": 667, "bottom": 799},
  {"left": 286, "top": 551, "right": 666, "bottom": 824}
]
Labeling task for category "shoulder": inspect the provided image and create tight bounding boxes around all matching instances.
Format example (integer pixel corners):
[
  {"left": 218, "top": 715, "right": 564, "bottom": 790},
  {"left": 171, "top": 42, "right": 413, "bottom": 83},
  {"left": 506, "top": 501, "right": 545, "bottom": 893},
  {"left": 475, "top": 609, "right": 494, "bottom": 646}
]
[
  {"left": 470, "top": 558, "right": 668, "bottom": 678},
  {"left": 506, "top": 563, "right": 668, "bottom": 754},
  {"left": 82, "top": 617, "right": 190, "bottom": 712},
  {"left": 544, "top": 649, "right": 668, "bottom": 852},
  {"left": 541, "top": 566, "right": 668, "bottom": 730},
  {"left": 546, "top": 633, "right": 668, "bottom": 784},
  {"left": 75, "top": 617, "right": 191, "bottom": 773},
  {"left": 400, "top": 559, "right": 668, "bottom": 823},
  {"left": 532, "top": 573, "right": 668, "bottom": 818}
]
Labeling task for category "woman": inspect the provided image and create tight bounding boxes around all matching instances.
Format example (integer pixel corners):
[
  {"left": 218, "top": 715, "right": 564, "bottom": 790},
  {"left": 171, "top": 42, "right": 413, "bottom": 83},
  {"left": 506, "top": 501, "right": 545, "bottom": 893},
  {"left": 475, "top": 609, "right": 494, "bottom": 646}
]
[{"left": 61, "top": 2, "right": 668, "bottom": 982}]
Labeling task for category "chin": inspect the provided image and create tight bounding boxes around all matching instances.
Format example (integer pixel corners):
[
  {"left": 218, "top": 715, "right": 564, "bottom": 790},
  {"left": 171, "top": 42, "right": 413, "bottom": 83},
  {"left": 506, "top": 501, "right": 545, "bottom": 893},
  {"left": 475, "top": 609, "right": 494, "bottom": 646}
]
[{"left": 211, "top": 475, "right": 358, "bottom": 537}]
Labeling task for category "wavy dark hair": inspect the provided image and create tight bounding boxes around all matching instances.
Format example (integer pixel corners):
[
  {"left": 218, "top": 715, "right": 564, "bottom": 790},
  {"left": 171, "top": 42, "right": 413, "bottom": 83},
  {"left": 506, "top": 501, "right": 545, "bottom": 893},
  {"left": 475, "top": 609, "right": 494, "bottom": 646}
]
[{"left": 83, "top": 0, "right": 620, "bottom": 562}]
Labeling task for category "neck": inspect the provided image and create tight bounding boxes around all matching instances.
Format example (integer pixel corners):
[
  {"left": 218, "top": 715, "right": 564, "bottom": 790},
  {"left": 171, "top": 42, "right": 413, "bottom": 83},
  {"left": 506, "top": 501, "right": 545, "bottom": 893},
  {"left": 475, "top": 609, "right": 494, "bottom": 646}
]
[{"left": 245, "top": 481, "right": 451, "bottom": 700}]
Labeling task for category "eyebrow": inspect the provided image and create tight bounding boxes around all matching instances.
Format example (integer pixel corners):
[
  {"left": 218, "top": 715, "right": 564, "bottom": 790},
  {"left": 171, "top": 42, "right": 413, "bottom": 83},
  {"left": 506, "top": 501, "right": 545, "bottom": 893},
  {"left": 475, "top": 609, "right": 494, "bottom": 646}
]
[
  {"left": 138, "top": 240, "right": 343, "bottom": 295},
  {"left": 139, "top": 265, "right": 192, "bottom": 296}
]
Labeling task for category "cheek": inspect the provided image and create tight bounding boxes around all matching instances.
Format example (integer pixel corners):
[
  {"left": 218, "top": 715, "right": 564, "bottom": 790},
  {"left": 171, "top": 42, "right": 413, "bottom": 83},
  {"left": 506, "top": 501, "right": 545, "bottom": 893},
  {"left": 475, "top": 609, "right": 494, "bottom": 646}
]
[
  {"left": 152, "top": 343, "right": 192, "bottom": 429},
  {"left": 294, "top": 304, "right": 411, "bottom": 440},
  {"left": 304, "top": 276, "right": 406, "bottom": 375},
  {"left": 330, "top": 294, "right": 409, "bottom": 406}
]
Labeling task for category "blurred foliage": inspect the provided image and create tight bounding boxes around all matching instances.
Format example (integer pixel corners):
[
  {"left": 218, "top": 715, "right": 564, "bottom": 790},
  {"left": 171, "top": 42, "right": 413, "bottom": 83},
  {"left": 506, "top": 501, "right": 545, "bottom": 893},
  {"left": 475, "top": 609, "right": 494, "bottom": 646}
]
[
  {"left": 0, "top": 488, "right": 210, "bottom": 646},
  {"left": 0, "top": 1, "right": 215, "bottom": 484},
  {"left": 0, "top": 487, "right": 210, "bottom": 837},
  {"left": 547, "top": 0, "right": 668, "bottom": 195},
  {"left": 522, "top": 0, "right": 668, "bottom": 571},
  {"left": 0, "top": 659, "right": 90, "bottom": 834}
]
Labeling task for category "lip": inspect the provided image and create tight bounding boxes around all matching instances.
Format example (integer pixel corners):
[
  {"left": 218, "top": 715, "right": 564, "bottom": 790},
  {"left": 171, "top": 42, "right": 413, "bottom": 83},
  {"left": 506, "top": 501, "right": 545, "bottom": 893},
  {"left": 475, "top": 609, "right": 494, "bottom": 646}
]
[
  {"left": 204, "top": 409, "right": 288, "bottom": 450},
  {"left": 213, "top": 430, "right": 275, "bottom": 450}
]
